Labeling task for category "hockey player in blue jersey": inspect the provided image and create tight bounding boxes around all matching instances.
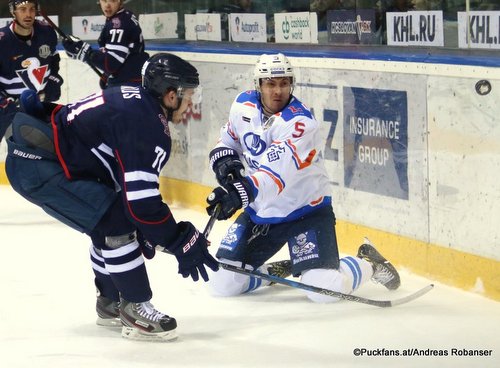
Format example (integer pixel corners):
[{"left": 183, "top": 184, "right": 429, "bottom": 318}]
[
  {"left": 0, "top": 0, "right": 62, "bottom": 143},
  {"left": 206, "top": 53, "right": 401, "bottom": 302},
  {"left": 5, "top": 53, "right": 218, "bottom": 341},
  {"left": 62, "top": 0, "right": 149, "bottom": 88}
]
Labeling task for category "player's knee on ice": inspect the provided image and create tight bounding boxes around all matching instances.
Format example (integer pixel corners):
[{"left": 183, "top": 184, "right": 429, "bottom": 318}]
[
  {"left": 209, "top": 259, "right": 271, "bottom": 296},
  {"left": 209, "top": 260, "right": 247, "bottom": 296},
  {"left": 300, "top": 257, "right": 373, "bottom": 303}
]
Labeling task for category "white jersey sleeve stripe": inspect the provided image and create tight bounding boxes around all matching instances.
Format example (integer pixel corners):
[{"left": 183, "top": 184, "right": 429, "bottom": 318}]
[
  {"left": 126, "top": 188, "right": 161, "bottom": 201},
  {"left": 106, "top": 50, "right": 126, "bottom": 64},
  {"left": 97, "top": 143, "right": 114, "bottom": 157},
  {"left": 3, "top": 87, "right": 26, "bottom": 95},
  {"left": 91, "top": 147, "right": 121, "bottom": 192},
  {"left": 0, "top": 75, "right": 22, "bottom": 84},
  {"left": 124, "top": 171, "right": 159, "bottom": 183},
  {"left": 67, "top": 96, "right": 105, "bottom": 121},
  {"left": 105, "top": 43, "right": 130, "bottom": 53}
]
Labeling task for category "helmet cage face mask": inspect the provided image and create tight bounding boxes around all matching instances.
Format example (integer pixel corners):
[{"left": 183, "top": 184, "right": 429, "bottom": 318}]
[
  {"left": 253, "top": 53, "right": 294, "bottom": 94},
  {"left": 9, "top": 0, "right": 39, "bottom": 15}
]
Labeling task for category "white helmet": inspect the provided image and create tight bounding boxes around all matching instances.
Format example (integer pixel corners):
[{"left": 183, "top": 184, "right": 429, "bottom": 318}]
[{"left": 253, "top": 53, "right": 294, "bottom": 92}]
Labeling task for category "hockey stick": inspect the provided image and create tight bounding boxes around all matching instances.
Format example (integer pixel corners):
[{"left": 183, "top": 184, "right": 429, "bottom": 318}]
[
  {"left": 202, "top": 205, "right": 434, "bottom": 307},
  {"left": 203, "top": 204, "right": 220, "bottom": 238},
  {"left": 39, "top": 9, "right": 105, "bottom": 80},
  {"left": 219, "top": 263, "right": 434, "bottom": 308}
]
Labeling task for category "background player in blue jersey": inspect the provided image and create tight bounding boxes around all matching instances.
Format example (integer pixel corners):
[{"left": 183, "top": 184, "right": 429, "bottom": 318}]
[
  {"left": 5, "top": 53, "right": 218, "bottom": 342},
  {"left": 206, "top": 53, "right": 401, "bottom": 302},
  {"left": 62, "top": 0, "right": 149, "bottom": 88},
  {"left": 0, "top": 0, "right": 62, "bottom": 143}
]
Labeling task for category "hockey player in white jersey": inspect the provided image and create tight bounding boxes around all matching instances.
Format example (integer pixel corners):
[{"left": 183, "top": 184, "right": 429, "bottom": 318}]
[{"left": 206, "top": 53, "right": 401, "bottom": 302}]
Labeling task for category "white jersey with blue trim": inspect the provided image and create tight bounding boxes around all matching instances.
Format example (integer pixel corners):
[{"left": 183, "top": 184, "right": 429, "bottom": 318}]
[{"left": 215, "top": 90, "right": 332, "bottom": 224}]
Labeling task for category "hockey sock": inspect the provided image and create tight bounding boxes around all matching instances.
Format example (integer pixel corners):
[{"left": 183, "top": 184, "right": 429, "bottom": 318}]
[{"left": 339, "top": 256, "right": 373, "bottom": 293}]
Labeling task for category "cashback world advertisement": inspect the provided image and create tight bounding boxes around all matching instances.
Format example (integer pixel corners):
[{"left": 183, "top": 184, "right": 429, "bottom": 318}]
[{"left": 343, "top": 87, "right": 409, "bottom": 200}]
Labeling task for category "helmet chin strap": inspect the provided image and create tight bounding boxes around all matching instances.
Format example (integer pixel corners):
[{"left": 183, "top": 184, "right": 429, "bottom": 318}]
[{"left": 161, "top": 96, "right": 182, "bottom": 122}]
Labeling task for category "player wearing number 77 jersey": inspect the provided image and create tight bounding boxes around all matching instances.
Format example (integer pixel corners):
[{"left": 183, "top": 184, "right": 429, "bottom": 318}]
[
  {"left": 207, "top": 53, "right": 401, "bottom": 302},
  {"left": 62, "top": 0, "right": 149, "bottom": 88}
]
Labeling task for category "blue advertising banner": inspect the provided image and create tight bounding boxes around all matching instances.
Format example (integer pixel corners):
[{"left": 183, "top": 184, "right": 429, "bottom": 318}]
[
  {"left": 327, "top": 9, "right": 378, "bottom": 44},
  {"left": 343, "top": 87, "right": 409, "bottom": 199}
]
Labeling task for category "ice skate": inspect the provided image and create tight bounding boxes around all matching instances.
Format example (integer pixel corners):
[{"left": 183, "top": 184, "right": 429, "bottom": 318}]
[
  {"left": 120, "top": 299, "right": 177, "bottom": 342},
  {"left": 266, "top": 260, "right": 292, "bottom": 284},
  {"left": 266, "top": 260, "right": 292, "bottom": 278},
  {"left": 96, "top": 295, "right": 121, "bottom": 327},
  {"left": 357, "top": 238, "right": 401, "bottom": 290}
]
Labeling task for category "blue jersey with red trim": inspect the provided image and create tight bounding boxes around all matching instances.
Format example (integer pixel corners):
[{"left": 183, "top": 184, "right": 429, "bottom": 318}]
[
  {"left": 90, "top": 8, "right": 149, "bottom": 85},
  {"left": 0, "top": 20, "right": 60, "bottom": 101},
  {"left": 52, "top": 85, "right": 177, "bottom": 247}
]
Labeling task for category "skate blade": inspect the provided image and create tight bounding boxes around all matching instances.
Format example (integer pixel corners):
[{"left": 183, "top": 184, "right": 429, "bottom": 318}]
[
  {"left": 121, "top": 326, "right": 178, "bottom": 342},
  {"left": 96, "top": 317, "right": 122, "bottom": 327}
]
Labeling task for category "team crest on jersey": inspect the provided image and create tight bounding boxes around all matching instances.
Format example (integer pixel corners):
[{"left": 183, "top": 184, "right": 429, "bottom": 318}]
[
  {"left": 38, "top": 44, "right": 51, "bottom": 59},
  {"left": 219, "top": 223, "right": 244, "bottom": 252},
  {"left": 289, "top": 231, "right": 319, "bottom": 265},
  {"left": 159, "top": 114, "right": 170, "bottom": 136},
  {"left": 17, "top": 57, "right": 48, "bottom": 92},
  {"left": 243, "top": 132, "right": 266, "bottom": 156},
  {"left": 112, "top": 18, "right": 121, "bottom": 28}
]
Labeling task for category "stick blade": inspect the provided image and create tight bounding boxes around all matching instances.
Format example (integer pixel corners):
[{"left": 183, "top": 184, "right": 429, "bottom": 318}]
[{"left": 388, "top": 284, "right": 435, "bottom": 307}]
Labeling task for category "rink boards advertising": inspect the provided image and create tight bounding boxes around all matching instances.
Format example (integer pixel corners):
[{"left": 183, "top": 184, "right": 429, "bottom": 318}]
[{"left": 1, "top": 43, "right": 499, "bottom": 302}]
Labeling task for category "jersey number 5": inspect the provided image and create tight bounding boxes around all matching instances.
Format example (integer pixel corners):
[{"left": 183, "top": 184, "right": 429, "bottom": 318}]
[{"left": 292, "top": 122, "right": 305, "bottom": 138}]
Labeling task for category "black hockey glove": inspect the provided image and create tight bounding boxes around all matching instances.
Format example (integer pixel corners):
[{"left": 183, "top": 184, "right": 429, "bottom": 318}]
[
  {"left": 136, "top": 231, "right": 156, "bottom": 260},
  {"left": 167, "top": 222, "right": 219, "bottom": 282},
  {"left": 209, "top": 147, "right": 245, "bottom": 186},
  {"left": 43, "top": 74, "right": 63, "bottom": 102},
  {"left": 63, "top": 36, "right": 93, "bottom": 62},
  {"left": 206, "top": 178, "right": 254, "bottom": 220}
]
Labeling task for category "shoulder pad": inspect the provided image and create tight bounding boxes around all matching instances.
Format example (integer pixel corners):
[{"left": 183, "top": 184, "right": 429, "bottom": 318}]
[
  {"left": 235, "top": 90, "right": 259, "bottom": 105},
  {"left": 280, "top": 97, "right": 313, "bottom": 122}
]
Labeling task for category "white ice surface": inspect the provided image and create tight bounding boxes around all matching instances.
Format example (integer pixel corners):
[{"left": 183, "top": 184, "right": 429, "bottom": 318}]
[{"left": 0, "top": 185, "right": 498, "bottom": 368}]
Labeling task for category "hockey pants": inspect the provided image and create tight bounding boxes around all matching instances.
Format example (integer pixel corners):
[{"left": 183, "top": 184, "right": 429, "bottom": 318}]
[{"left": 5, "top": 112, "right": 116, "bottom": 234}]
